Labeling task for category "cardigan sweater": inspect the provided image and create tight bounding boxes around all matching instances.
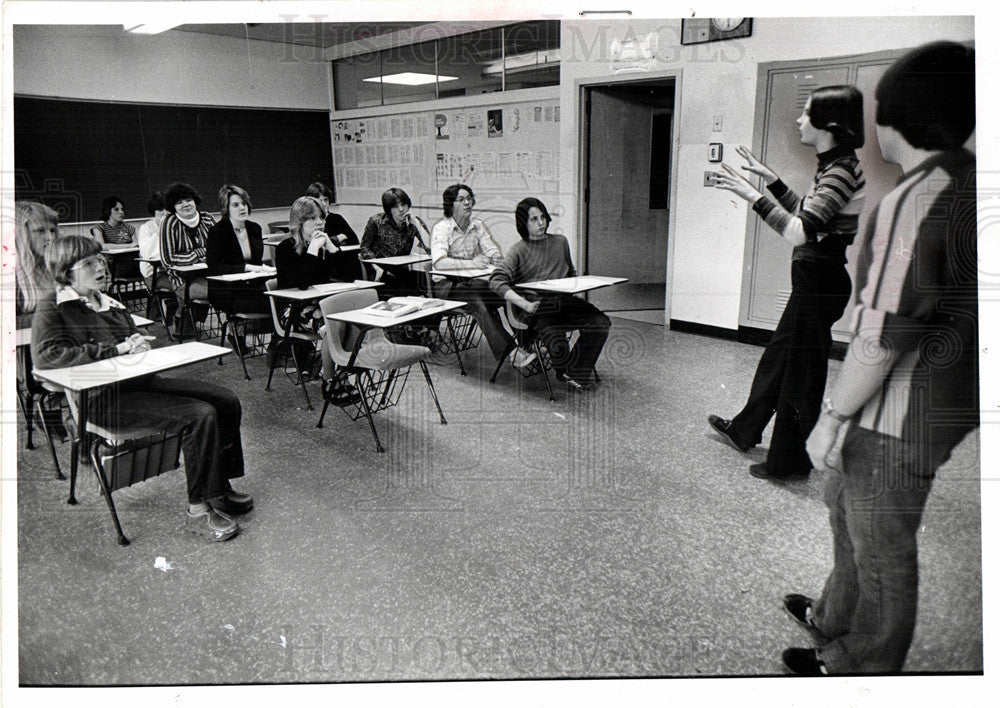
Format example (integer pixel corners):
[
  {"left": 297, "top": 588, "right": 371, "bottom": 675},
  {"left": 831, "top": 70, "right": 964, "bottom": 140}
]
[{"left": 31, "top": 287, "right": 137, "bottom": 370}]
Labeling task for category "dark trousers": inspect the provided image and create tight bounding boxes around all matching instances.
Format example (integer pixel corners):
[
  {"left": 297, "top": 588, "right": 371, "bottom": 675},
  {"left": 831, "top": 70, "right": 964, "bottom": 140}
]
[
  {"left": 87, "top": 375, "right": 245, "bottom": 504},
  {"left": 528, "top": 294, "right": 611, "bottom": 380},
  {"left": 434, "top": 279, "right": 513, "bottom": 361},
  {"left": 813, "top": 426, "right": 953, "bottom": 673},
  {"left": 729, "top": 260, "right": 851, "bottom": 474}
]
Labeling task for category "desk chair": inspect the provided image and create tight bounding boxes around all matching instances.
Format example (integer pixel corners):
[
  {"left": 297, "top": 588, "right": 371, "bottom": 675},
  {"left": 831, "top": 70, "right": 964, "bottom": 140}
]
[
  {"left": 316, "top": 289, "right": 447, "bottom": 453},
  {"left": 15, "top": 346, "right": 65, "bottom": 479},
  {"left": 141, "top": 260, "right": 178, "bottom": 329},
  {"left": 61, "top": 389, "right": 184, "bottom": 546},
  {"left": 264, "top": 278, "right": 321, "bottom": 409},
  {"left": 106, "top": 254, "right": 146, "bottom": 313},
  {"left": 209, "top": 283, "right": 272, "bottom": 380},
  {"left": 490, "top": 301, "right": 555, "bottom": 401}
]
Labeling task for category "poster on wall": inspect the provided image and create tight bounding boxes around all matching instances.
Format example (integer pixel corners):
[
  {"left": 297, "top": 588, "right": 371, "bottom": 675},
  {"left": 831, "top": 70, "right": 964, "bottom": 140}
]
[{"left": 487, "top": 109, "right": 503, "bottom": 137}]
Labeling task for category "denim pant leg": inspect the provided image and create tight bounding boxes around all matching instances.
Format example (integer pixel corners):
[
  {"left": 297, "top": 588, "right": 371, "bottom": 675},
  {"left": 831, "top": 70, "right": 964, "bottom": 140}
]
[
  {"left": 812, "top": 468, "right": 859, "bottom": 640},
  {"left": 452, "top": 281, "right": 512, "bottom": 361},
  {"left": 816, "top": 426, "right": 939, "bottom": 673},
  {"left": 144, "top": 375, "right": 246, "bottom": 485}
]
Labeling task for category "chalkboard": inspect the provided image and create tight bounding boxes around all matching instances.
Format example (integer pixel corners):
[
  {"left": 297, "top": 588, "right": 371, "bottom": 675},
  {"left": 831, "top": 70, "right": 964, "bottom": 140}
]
[
  {"left": 331, "top": 97, "right": 560, "bottom": 216},
  {"left": 13, "top": 96, "right": 334, "bottom": 223}
]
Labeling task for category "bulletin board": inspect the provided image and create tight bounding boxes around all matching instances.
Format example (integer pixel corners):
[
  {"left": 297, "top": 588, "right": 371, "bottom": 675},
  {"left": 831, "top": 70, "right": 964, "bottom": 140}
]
[{"left": 331, "top": 98, "right": 560, "bottom": 214}]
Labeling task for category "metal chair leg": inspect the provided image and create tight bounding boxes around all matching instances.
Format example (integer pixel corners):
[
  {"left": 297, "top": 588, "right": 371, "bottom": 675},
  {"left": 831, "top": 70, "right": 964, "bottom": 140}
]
[
  {"left": 34, "top": 398, "right": 64, "bottom": 480},
  {"left": 419, "top": 361, "right": 447, "bottom": 425},
  {"left": 356, "top": 377, "right": 385, "bottom": 453},
  {"left": 89, "top": 438, "right": 130, "bottom": 546},
  {"left": 217, "top": 319, "right": 229, "bottom": 365},
  {"left": 535, "top": 341, "right": 555, "bottom": 401},
  {"left": 289, "top": 344, "right": 313, "bottom": 410},
  {"left": 446, "top": 317, "right": 467, "bottom": 376}
]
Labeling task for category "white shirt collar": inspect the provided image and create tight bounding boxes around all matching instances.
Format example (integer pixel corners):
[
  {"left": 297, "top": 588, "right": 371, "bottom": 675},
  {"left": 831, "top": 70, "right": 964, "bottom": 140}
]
[{"left": 55, "top": 285, "right": 126, "bottom": 312}]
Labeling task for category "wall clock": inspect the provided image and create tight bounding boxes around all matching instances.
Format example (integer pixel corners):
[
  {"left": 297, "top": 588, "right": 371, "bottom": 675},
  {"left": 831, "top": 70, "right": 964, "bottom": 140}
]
[{"left": 680, "top": 18, "right": 753, "bottom": 45}]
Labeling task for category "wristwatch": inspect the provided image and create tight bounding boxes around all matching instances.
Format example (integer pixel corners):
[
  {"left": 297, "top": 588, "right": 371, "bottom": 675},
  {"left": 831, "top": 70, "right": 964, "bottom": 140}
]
[{"left": 822, "top": 398, "right": 851, "bottom": 422}]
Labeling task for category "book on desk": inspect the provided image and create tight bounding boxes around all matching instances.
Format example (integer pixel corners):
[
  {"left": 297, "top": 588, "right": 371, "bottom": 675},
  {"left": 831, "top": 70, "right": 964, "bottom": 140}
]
[{"left": 363, "top": 296, "right": 445, "bottom": 318}]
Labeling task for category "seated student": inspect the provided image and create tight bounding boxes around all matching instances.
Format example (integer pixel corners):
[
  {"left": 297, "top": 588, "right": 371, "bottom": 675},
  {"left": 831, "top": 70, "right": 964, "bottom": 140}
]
[
  {"left": 489, "top": 197, "right": 612, "bottom": 391},
  {"left": 159, "top": 182, "right": 216, "bottom": 331},
  {"left": 306, "top": 181, "right": 362, "bottom": 282},
  {"left": 90, "top": 196, "right": 136, "bottom": 245},
  {"left": 430, "top": 183, "right": 517, "bottom": 365},
  {"left": 207, "top": 184, "right": 271, "bottom": 320},
  {"left": 137, "top": 191, "right": 171, "bottom": 291},
  {"left": 360, "top": 187, "right": 431, "bottom": 298},
  {"left": 31, "top": 236, "right": 253, "bottom": 542},
  {"left": 15, "top": 200, "right": 60, "bottom": 329},
  {"left": 15, "top": 200, "right": 67, "bottom": 438}
]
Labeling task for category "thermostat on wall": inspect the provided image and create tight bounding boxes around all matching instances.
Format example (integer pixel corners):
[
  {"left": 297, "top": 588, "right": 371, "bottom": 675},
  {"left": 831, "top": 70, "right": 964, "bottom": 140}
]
[{"left": 708, "top": 143, "right": 723, "bottom": 162}]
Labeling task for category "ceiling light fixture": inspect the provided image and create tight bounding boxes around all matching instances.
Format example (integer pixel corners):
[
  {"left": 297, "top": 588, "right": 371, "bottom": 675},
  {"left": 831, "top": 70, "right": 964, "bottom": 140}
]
[{"left": 362, "top": 72, "right": 459, "bottom": 86}]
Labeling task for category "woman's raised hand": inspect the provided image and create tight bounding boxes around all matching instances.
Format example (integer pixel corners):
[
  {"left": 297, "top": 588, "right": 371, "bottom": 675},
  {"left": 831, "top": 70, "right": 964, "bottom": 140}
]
[
  {"left": 711, "top": 162, "right": 763, "bottom": 203},
  {"left": 735, "top": 145, "right": 777, "bottom": 184}
]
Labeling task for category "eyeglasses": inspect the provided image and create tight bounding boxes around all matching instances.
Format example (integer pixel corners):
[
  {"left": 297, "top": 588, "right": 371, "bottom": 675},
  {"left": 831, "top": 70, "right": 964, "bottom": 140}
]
[
  {"left": 455, "top": 196, "right": 475, "bottom": 206},
  {"left": 70, "top": 256, "right": 107, "bottom": 272}
]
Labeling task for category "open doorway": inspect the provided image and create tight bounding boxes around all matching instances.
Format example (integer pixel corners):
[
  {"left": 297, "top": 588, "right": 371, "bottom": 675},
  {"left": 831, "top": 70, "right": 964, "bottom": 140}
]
[{"left": 582, "top": 79, "right": 675, "bottom": 325}]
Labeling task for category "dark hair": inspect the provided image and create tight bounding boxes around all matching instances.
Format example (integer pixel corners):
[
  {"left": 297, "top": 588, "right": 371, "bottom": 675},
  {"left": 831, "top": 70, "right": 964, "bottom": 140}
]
[
  {"left": 442, "top": 184, "right": 474, "bottom": 218},
  {"left": 306, "top": 182, "right": 333, "bottom": 201},
  {"left": 46, "top": 235, "right": 103, "bottom": 286},
  {"left": 381, "top": 187, "right": 411, "bottom": 218},
  {"left": 218, "top": 184, "right": 253, "bottom": 215},
  {"left": 100, "top": 196, "right": 124, "bottom": 222},
  {"left": 164, "top": 183, "right": 202, "bottom": 213},
  {"left": 875, "top": 41, "right": 975, "bottom": 151},
  {"left": 515, "top": 197, "right": 551, "bottom": 240},
  {"left": 146, "top": 191, "right": 166, "bottom": 215},
  {"left": 808, "top": 85, "right": 865, "bottom": 150}
]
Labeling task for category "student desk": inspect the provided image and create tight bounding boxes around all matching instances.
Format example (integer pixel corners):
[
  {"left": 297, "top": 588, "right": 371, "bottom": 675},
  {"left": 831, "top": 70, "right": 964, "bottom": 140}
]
[
  {"left": 363, "top": 253, "right": 433, "bottom": 296},
  {"left": 516, "top": 275, "right": 629, "bottom": 294},
  {"left": 323, "top": 298, "right": 464, "bottom": 452},
  {"left": 262, "top": 280, "right": 383, "bottom": 408},
  {"left": 32, "top": 341, "right": 231, "bottom": 506}
]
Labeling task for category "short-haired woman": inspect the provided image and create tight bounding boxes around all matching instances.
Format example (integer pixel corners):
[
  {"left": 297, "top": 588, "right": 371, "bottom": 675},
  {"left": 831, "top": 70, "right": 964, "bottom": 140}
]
[
  {"left": 490, "top": 197, "right": 612, "bottom": 390},
  {"left": 359, "top": 187, "right": 431, "bottom": 298},
  {"left": 160, "top": 182, "right": 215, "bottom": 332},
  {"left": 707, "top": 85, "right": 866, "bottom": 482},
  {"left": 207, "top": 185, "right": 271, "bottom": 323},
  {"left": 306, "top": 182, "right": 362, "bottom": 282},
  {"left": 90, "top": 196, "right": 136, "bottom": 245},
  {"left": 31, "top": 235, "right": 253, "bottom": 542}
]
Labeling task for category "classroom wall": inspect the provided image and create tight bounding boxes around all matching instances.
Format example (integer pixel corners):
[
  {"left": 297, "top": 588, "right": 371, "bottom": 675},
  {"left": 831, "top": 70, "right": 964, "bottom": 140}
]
[
  {"left": 558, "top": 16, "right": 975, "bottom": 330},
  {"left": 13, "top": 25, "right": 330, "bottom": 110}
]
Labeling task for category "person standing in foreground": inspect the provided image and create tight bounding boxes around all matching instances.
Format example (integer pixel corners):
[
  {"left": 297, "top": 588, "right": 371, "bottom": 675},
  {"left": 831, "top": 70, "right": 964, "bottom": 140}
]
[
  {"left": 708, "top": 85, "right": 866, "bottom": 482},
  {"left": 780, "top": 41, "right": 978, "bottom": 675}
]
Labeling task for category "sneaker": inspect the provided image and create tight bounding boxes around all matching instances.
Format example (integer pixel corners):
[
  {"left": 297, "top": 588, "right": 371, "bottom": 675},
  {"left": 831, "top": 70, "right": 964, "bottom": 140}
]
[
  {"left": 781, "top": 647, "right": 829, "bottom": 676},
  {"left": 186, "top": 507, "right": 239, "bottom": 542},
  {"left": 510, "top": 346, "right": 537, "bottom": 369},
  {"left": 783, "top": 594, "right": 828, "bottom": 639}
]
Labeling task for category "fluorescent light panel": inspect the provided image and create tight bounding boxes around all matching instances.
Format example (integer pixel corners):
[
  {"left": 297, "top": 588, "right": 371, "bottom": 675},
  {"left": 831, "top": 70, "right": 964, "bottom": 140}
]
[
  {"left": 362, "top": 72, "right": 458, "bottom": 86},
  {"left": 124, "top": 22, "right": 181, "bottom": 35}
]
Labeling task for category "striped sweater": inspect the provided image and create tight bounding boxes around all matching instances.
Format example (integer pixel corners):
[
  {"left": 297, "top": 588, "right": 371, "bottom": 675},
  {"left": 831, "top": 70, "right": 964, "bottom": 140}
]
[
  {"left": 753, "top": 145, "right": 866, "bottom": 263},
  {"left": 850, "top": 149, "right": 977, "bottom": 449},
  {"left": 159, "top": 212, "right": 216, "bottom": 289}
]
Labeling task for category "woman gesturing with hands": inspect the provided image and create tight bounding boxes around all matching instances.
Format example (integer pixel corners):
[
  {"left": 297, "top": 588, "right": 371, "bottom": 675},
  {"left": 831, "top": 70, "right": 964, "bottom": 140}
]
[{"left": 706, "top": 85, "right": 867, "bottom": 483}]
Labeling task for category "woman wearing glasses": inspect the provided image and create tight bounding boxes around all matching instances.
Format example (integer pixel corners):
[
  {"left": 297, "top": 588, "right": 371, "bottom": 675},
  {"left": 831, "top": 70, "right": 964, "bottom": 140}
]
[
  {"left": 31, "top": 235, "right": 254, "bottom": 542},
  {"left": 360, "top": 187, "right": 431, "bottom": 298},
  {"left": 430, "top": 183, "right": 514, "bottom": 364}
]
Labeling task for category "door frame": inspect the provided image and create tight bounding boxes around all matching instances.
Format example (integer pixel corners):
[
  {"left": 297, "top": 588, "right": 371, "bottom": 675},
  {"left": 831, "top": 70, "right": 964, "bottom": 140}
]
[{"left": 575, "top": 69, "right": 682, "bottom": 324}]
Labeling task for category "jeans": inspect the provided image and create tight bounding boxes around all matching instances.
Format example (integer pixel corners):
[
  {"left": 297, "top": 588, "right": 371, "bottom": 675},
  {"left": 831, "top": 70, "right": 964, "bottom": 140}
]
[
  {"left": 434, "top": 279, "right": 513, "bottom": 361},
  {"left": 813, "top": 425, "right": 953, "bottom": 673},
  {"left": 87, "top": 375, "right": 245, "bottom": 504},
  {"left": 527, "top": 294, "right": 611, "bottom": 380}
]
